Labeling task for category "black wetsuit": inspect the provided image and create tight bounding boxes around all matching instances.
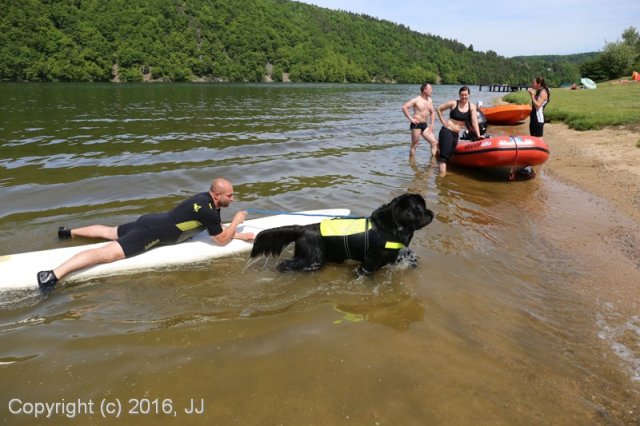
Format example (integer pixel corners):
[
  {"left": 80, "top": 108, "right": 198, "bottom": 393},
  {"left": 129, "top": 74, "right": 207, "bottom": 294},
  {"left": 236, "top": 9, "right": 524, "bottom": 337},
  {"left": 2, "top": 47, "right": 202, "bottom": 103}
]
[
  {"left": 116, "top": 192, "right": 223, "bottom": 257},
  {"left": 438, "top": 101, "right": 471, "bottom": 164}
]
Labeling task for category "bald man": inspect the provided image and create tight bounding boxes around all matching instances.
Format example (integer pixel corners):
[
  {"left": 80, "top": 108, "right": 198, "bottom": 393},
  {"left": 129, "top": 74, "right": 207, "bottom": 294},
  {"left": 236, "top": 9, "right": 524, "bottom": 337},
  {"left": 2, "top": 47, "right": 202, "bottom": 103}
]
[{"left": 37, "top": 178, "right": 254, "bottom": 291}]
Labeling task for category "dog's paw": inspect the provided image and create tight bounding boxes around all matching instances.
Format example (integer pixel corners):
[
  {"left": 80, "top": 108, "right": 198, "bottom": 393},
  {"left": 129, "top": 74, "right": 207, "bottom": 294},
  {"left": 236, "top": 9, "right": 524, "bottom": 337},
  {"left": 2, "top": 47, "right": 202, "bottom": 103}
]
[
  {"left": 395, "top": 248, "right": 418, "bottom": 269},
  {"left": 355, "top": 266, "right": 372, "bottom": 277}
]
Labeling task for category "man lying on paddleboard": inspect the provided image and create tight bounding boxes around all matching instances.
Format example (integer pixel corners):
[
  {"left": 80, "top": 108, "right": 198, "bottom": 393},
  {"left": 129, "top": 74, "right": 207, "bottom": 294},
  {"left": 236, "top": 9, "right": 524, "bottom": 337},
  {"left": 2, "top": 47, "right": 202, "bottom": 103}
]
[{"left": 37, "top": 177, "right": 255, "bottom": 292}]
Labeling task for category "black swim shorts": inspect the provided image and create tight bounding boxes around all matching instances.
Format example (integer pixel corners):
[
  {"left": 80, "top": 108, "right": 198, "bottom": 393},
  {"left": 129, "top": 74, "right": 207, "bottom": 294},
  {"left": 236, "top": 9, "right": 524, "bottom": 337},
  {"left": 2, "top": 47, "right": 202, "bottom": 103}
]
[
  {"left": 410, "top": 122, "right": 428, "bottom": 131},
  {"left": 116, "top": 213, "right": 181, "bottom": 258},
  {"left": 116, "top": 223, "right": 160, "bottom": 257}
]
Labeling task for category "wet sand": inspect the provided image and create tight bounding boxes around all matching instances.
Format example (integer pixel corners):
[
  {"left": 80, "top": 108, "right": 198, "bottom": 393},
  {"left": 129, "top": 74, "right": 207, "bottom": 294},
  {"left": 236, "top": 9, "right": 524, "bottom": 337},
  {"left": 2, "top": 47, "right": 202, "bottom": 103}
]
[
  {"left": 536, "top": 123, "right": 640, "bottom": 384},
  {"left": 542, "top": 123, "right": 640, "bottom": 272},
  {"left": 487, "top": 111, "right": 639, "bottom": 366},
  {"left": 543, "top": 123, "right": 640, "bottom": 225}
]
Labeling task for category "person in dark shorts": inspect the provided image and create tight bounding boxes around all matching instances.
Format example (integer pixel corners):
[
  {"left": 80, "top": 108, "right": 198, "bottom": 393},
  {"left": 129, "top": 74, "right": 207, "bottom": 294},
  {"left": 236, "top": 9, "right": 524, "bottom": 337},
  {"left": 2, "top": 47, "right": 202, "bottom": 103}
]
[
  {"left": 435, "top": 86, "right": 483, "bottom": 177},
  {"left": 528, "top": 76, "right": 550, "bottom": 137},
  {"left": 37, "top": 178, "right": 254, "bottom": 291},
  {"left": 402, "top": 83, "right": 438, "bottom": 158}
]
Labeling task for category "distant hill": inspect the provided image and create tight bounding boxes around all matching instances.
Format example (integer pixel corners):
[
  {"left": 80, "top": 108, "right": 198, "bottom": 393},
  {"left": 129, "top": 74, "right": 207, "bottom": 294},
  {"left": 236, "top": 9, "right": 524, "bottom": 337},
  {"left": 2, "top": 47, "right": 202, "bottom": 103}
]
[
  {"left": 0, "top": 0, "right": 592, "bottom": 85},
  {"left": 511, "top": 52, "right": 599, "bottom": 64}
]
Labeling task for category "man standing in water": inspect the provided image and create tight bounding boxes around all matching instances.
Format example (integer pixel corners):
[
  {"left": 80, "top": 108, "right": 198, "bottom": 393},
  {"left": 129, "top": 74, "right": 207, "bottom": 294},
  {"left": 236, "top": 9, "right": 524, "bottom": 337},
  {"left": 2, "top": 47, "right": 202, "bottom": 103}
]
[
  {"left": 402, "top": 83, "right": 438, "bottom": 158},
  {"left": 37, "top": 177, "right": 255, "bottom": 292}
]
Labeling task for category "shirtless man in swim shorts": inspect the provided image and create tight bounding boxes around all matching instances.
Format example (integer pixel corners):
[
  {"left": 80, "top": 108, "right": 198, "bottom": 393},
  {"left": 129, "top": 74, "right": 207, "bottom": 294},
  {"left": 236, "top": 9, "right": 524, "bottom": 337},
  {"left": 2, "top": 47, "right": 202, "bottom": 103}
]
[{"left": 402, "top": 83, "right": 438, "bottom": 158}]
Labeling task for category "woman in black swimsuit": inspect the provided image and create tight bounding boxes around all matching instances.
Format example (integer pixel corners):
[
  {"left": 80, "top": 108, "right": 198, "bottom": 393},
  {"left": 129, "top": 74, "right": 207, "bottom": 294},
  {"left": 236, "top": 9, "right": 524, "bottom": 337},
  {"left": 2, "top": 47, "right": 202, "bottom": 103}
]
[
  {"left": 435, "top": 86, "right": 483, "bottom": 177},
  {"left": 528, "top": 76, "right": 550, "bottom": 137}
]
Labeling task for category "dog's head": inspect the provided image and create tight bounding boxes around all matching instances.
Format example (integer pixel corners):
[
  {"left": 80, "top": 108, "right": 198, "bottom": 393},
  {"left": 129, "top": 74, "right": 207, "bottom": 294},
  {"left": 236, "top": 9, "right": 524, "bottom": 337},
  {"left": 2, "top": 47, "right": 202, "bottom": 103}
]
[{"left": 370, "top": 193, "right": 434, "bottom": 243}]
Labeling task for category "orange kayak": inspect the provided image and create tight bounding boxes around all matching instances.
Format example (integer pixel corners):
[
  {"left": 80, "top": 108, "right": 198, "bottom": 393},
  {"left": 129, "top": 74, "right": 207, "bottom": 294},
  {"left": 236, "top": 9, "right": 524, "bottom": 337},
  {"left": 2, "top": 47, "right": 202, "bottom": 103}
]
[
  {"left": 479, "top": 104, "right": 531, "bottom": 124},
  {"left": 452, "top": 135, "right": 549, "bottom": 175}
]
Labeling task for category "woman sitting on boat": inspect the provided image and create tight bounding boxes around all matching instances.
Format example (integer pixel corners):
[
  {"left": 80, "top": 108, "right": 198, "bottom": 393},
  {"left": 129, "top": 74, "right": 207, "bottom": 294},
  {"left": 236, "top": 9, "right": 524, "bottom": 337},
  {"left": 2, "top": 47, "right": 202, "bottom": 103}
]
[{"left": 435, "top": 86, "right": 484, "bottom": 177}]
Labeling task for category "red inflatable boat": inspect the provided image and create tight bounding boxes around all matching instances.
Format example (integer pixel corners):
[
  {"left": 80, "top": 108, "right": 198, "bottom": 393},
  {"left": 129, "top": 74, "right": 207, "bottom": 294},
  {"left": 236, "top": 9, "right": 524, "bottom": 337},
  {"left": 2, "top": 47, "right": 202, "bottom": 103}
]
[{"left": 452, "top": 135, "right": 550, "bottom": 177}]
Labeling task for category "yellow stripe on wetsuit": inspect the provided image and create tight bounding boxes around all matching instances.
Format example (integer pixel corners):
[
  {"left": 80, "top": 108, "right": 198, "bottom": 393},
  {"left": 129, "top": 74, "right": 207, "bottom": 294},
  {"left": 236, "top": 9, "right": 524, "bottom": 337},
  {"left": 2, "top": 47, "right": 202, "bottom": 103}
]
[{"left": 175, "top": 220, "right": 203, "bottom": 232}]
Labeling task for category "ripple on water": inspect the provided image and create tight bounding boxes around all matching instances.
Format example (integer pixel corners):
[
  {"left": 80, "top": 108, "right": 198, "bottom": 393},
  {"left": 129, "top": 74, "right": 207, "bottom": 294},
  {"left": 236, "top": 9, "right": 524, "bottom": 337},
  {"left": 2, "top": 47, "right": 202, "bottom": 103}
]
[{"left": 1, "top": 84, "right": 639, "bottom": 423}]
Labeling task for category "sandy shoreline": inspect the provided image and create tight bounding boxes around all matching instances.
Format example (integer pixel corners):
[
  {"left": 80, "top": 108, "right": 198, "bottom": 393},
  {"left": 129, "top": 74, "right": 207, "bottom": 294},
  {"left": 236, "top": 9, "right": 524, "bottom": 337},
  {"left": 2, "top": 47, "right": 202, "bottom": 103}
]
[
  {"left": 535, "top": 122, "right": 640, "bottom": 335},
  {"left": 542, "top": 123, "right": 640, "bottom": 225},
  {"left": 539, "top": 122, "right": 640, "bottom": 273},
  {"left": 504, "top": 119, "right": 640, "bottom": 224},
  {"left": 533, "top": 124, "right": 640, "bottom": 397}
]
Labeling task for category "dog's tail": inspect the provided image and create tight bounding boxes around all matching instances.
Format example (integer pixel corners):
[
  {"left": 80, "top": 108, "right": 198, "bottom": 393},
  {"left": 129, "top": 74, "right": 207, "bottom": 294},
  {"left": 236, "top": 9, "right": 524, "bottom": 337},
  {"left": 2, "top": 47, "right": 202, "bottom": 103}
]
[{"left": 250, "top": 225, "right": 305, "bottom": 258}]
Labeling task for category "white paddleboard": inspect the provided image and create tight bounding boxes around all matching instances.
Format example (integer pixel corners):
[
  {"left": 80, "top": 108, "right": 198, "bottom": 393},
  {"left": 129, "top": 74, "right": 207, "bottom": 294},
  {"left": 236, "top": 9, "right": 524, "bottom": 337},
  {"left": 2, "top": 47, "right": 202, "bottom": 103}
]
[{"left": 0, "top": 209, "right": 350, "bottom": 291}]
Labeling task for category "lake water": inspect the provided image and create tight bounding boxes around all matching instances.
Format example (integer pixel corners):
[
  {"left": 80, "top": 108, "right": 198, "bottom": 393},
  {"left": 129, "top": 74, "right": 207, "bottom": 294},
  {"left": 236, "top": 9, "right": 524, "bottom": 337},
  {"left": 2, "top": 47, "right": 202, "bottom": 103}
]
[{"left": 1, "top": 83, "right": 639, "bottom": 424}]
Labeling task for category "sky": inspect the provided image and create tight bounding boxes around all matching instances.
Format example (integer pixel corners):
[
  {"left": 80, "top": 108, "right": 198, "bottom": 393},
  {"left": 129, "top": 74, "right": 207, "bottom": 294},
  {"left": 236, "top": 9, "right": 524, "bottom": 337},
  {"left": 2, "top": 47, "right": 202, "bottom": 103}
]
[{"left": 297, "top": 0, "right": 640, "bottom": 57}]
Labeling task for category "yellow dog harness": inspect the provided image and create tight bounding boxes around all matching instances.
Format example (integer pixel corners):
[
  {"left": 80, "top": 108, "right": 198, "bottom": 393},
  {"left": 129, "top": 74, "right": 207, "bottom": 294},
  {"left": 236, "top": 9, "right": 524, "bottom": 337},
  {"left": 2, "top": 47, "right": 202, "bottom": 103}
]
[{"left": 319, "top": 218, "right": 404, "bottom": 260}]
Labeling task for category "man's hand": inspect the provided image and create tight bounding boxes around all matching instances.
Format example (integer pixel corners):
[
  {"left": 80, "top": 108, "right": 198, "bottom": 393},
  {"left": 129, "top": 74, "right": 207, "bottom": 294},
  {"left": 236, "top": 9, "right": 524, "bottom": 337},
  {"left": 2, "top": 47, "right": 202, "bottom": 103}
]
[
  {"left": 235, "top": 232, "right": 255, "bottom": 242},
  {"left": 212, "top": 211, "right": 249, "bottom": 246},
  {"left": 232, "top": 211, "right": 248, "bottom": 224},
  {"left": 231, "top": 212, "right": 254, "bottom": 242}
]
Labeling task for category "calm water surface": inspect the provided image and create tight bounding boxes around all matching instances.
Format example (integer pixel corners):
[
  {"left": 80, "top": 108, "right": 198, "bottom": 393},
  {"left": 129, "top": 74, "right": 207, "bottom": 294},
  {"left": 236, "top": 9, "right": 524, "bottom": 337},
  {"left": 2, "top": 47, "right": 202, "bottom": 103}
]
[{"left": 0, "top": 83, "right": 639, "bottom": 424}]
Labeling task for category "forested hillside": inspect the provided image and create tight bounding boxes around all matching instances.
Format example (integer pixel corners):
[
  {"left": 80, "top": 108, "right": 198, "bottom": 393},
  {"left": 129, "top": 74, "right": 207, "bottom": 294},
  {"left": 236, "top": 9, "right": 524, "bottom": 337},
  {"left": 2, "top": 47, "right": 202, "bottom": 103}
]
[
  {"left": 0, "top": 0, "right": 585, "bottom": 85},
  {"left": 512, "top": 53, "right": 599, "bottom": 65}
]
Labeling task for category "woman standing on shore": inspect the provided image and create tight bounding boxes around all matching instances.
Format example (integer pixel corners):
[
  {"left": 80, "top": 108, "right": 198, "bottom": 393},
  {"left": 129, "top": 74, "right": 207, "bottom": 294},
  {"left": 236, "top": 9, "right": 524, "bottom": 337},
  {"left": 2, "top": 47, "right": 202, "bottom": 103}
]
[
  {"left": 528, "top": 76, "right": 550, "bottom": 137},
  {"left": 435, "top": 86, "right": 483, "bottom": 177}
]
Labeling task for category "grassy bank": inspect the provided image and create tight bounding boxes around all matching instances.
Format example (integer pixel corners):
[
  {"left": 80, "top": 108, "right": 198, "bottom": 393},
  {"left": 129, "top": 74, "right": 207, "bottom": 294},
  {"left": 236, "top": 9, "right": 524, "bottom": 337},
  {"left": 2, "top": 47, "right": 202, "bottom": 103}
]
[{"left": 504, "top": 80, "right": 640, "bottom": 130}]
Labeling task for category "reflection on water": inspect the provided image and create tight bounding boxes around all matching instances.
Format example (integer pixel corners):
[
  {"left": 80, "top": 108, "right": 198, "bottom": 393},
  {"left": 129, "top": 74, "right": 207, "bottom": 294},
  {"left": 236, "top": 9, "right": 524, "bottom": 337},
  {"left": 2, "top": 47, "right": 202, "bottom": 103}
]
[{"left": 1, "top": 83, "right": 639, "bottom": 424}]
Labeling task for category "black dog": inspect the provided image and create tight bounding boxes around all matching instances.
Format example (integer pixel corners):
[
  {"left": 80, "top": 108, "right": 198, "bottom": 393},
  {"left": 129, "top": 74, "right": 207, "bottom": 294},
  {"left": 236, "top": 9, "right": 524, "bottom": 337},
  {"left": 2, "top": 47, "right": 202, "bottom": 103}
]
[{"left": 250, "top": 193, "right": 434, "bottom": 276}]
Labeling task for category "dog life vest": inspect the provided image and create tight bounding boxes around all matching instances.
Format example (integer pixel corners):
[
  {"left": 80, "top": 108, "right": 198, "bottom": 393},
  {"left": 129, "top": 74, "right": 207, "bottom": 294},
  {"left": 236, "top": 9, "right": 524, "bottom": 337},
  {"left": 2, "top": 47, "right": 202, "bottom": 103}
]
[{"left": 319, "top": 218, "right": 405, "bottom": 261}]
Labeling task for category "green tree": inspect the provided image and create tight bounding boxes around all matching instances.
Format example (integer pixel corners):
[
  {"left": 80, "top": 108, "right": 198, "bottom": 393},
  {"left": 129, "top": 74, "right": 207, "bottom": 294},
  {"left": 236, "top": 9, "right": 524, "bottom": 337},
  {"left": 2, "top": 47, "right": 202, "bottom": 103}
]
[
  {"left": 599, "top": 42, "right": 635, "bottom": 79},
  {"left": 0, "top": 0, "right": 594, "bottom": 84},
  {"left": 621, "top": 26, "right": 640, "bottom": 69}
]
